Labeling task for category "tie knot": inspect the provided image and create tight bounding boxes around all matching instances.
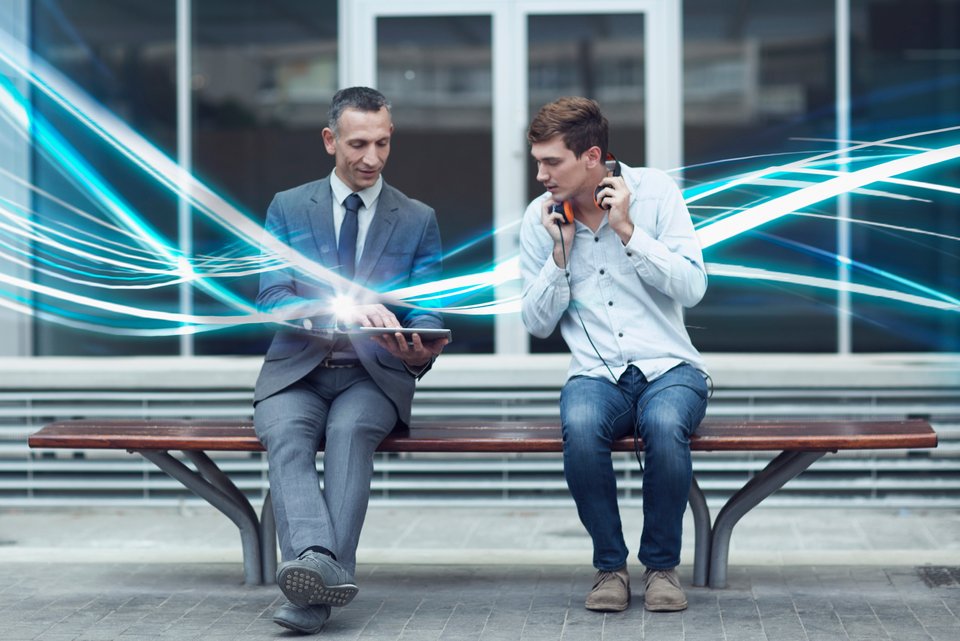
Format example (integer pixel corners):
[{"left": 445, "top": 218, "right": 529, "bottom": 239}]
[{"left": 343, "top": 193, "right": 362, "bottom": 215}]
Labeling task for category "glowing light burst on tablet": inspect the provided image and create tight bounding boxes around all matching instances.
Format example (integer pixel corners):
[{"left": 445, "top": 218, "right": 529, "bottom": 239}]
[{"left": 0, "top": 30, "right": 957, "bottom": 338}]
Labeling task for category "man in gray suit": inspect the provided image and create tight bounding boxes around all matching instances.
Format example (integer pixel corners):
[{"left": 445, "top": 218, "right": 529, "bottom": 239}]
[{"left": 254, "top": 86, "right": 448, "bottom": 635}]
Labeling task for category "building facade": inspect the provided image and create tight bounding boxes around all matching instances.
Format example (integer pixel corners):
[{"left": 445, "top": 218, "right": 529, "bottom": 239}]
[{"left": 0, "top": 0, "right": 956, "bottom": 360}]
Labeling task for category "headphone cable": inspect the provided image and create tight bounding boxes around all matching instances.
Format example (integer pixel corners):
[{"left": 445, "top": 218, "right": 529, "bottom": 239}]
[{"left": 556, "top": 219, "right": 643, "bottom": 472}]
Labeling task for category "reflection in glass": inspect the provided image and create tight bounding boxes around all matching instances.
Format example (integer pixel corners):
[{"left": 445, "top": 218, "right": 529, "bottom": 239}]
[
  {"left": 683, "top": 0, "right": 837, "bottom": 352},
  {"left": 32, "top": 0, "right": 178, "bottom": 355},
  {"left": 377, "top": 16, "right": 494, "bottom": 354},
  {"left": 192, "top": 0, "right": 338, "bottom": 355},
  {"left": 849, "top": 0, "right": 959, "bottom": 352}
]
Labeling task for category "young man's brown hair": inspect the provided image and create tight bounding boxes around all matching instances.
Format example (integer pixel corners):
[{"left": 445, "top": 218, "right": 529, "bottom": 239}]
[{"left": 527, "top": 96, "right": 609, "bottom": 159}]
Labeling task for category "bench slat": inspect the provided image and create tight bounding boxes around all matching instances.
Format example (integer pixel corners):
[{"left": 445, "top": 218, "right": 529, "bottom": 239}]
[{"left": 28, "top": 419, "right": 938, "bottom": 453}]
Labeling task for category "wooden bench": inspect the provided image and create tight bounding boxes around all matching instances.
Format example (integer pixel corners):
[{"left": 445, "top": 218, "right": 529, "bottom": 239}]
[{"left": 28, "top": 418, "right": 937, "bottom": 589}]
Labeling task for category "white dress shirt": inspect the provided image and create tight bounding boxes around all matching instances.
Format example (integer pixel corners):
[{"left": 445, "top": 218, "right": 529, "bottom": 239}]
[{"left": 329, "top": 170, "right": 383, "bottom": 266}]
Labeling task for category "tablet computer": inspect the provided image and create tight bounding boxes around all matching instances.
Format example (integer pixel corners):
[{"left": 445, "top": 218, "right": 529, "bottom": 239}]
[{"left": 343, "top": 327, "right": 452, "bottom": 343}]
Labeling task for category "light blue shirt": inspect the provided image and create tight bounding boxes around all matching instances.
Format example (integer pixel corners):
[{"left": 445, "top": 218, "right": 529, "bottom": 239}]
[{"left": 520, "top": 164, "right": 708, "bottom": 383}]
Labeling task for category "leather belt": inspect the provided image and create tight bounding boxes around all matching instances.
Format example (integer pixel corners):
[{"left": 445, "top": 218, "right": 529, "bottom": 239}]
[{"left": 319, "top": 357, "right": 361, "bottom": 369}]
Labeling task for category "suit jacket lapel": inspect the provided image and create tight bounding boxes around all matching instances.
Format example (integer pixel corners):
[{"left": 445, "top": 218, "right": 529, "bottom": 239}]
[
  {"left": 305, "top": 178, "right": 338, "bottom": 269},
  {"left": 356, "top": 183, "right": 399, "bottom": 282}
]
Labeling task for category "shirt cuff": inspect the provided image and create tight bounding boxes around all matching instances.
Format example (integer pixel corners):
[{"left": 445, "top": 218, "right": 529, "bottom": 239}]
[{"left": 404, "top": 358, "right": 433, "bottom": 377}]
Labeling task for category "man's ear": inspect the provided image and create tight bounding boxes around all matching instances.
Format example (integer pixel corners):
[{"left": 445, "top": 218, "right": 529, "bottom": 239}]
[
  {"left": 321, "top": 128, "right": 337, "bottom": 156},
  {"left": 583, "top": 145, "right": 603, "bottom": 168}
]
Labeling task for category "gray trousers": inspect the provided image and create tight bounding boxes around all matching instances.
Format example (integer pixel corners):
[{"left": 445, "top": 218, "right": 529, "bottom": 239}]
[{"left": 254, "top": 366, "right": 397, "bottom": 575}]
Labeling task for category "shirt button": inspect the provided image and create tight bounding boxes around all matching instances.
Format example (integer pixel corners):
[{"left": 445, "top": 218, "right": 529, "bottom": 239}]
[
  {"left": 594, "top": 236, "right": 600, "bottom": 242},
  {"left": 608, "top": 301, "right": 613, "bottom": 306},
  {"left": 303, "top": 318, "right": 313, "bottom": 331},
  {"left": 618, "top": 331, "right": 624, "bottom": 338},
  {"left": 626, "top": 251, "right": 633, "bottom": 257},
  {"left": 599, "top": 269, "right": 605, "bottom": 275}
]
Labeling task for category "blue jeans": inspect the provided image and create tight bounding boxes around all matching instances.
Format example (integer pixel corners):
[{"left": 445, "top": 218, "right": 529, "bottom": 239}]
[{"left": 560, "top": 363, "right": 708, "bottom": 571}]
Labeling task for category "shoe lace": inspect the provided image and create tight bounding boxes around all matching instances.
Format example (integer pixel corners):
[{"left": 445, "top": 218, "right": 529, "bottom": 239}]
[
  {"left": 646, "top": 569, "right": 680, "bottom": 589},
  {"left": 593, "top": 569, "right": 627, "bottom": 590}
]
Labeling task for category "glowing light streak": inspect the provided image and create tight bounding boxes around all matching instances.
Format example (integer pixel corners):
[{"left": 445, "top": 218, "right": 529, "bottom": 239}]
[
  {"left": 792, "top": 136, "right": 934, "bottom": 153},
  {"left": 689, "top": 206, "right": 960, "bottom": 245},
  {"left": 0, "top": 292, "right": 241, "bottom": 336},
  {"left": 0, "top": 27, "right": 956, "bottom": 333},
  {"left": 685, "top": 124, "right": 960, "bottom": 205},
  {"left": 0, "top": 166, "right": 178, "bottom": 258},
  {"left": 749, "top": 177, "right": 925, "bottom": 202},
  {"left": 790, "top": 166, "right": 960, "bottom": 198},
  {"left": 706, "top": 263, "right": 959, "bottom": 312},
  {"left": 385, "top": 257, "right": 520, "bottom": 302},
  {"left": 696, "top": 143, "right": 960, "bottom": 249},
  {"left": 0, "top": 77, "right": 250, "bottom": 310},
  {"left": 0, "top": 203, "right": 178, "bottom": 278},
  {"left": 0, "top": 199, "right": 173, "bottom": 268},
  {"left": 0, "top": 30, "right": 365, "bottom": 308},
  {"left": 0, "top": 269, "right": 253, "bottom": 325},
  {"left": 0, "top": 77, "right": 176, "bottom": 260}
]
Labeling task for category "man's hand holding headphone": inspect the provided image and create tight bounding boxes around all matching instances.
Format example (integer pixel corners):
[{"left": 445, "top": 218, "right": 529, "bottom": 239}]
[
  {"left": 541, "top": 198, "right": 576, "bottom": 269},
  {"left": 596, "top": 173, "right": 633, "bottom": 245}
]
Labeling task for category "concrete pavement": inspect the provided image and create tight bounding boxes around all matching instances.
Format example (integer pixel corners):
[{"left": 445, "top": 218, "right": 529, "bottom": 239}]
[{"left": 0, "top": 505, "right": 958, "bottom": 640}]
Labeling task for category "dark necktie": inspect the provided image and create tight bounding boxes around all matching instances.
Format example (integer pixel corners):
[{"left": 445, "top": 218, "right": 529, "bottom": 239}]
[{"left": 339, "top": 193, "right": 362, "bottom": 280}]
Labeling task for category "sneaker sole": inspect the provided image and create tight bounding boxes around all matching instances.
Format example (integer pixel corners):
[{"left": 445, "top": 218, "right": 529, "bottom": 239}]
[
  {"left": 273, "top": 615, "right": 326, "bottom": 635},
  {"left": 277, "top": 566, "right": 359, "bottom": 608}
]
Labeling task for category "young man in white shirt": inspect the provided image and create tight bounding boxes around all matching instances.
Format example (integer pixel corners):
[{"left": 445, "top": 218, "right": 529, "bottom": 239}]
[{"left": 520, "top": 96, "right": 709, "bottom": 613}]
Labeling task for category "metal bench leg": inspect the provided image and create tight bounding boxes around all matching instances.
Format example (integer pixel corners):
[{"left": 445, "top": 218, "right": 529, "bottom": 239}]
[
  {"left": 138, "top": 450, "right": 264, "bottom": 585},
  {"left": 688, "top": 476, "right": 711, "bottom": 587},
  {"left": 708, "top": 450, "right": 825, "bottom": 588},
  {"left": 182, "top": 451, "right": 266, "bottom": 584},
  {"left": 183, "top": 451, "right": 257, "bottom": 520},
  {"left": 261, "top": 489, "right": 277, "bottom": 583}
]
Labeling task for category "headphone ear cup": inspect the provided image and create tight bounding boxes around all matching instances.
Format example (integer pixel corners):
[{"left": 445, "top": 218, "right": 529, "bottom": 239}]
[
  {"left": 594, "top": 154, "right": 621, "bottom": 209},
  {"left": 562, "top": 201, "right": 574, "bottom": 224},
  {"left": 594, "top": 185, "right": 605, "bottom": 209}
]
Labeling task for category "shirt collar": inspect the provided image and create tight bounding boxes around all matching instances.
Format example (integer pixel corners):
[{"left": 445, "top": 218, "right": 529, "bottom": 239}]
[{"left": 330, "top": 170, "right": 383, "bottom": 210}]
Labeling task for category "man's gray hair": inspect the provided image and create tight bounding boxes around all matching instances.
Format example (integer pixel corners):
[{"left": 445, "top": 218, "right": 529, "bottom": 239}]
[{"left": 327, "top": 86, "right": 391, "bottom": 136}]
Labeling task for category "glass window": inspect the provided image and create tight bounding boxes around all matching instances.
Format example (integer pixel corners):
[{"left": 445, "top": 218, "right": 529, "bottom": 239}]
[
  {"left": 683, "top": 0, "right": 838, "bottom": 352},
  {"left": 191, "top": 0, "right": 338, "bottom": 355},
  {"left": 377, "top": 15, "right": 494, "bottom": 354},
  {"left": 527, "top": 13, "right": 646, "bottom": 354},
  {"left": 31, "top": 0, "right": 178, "bottom": 355},
  {"left": 849, "top": 0, "right": 960, "bottom": 352}
]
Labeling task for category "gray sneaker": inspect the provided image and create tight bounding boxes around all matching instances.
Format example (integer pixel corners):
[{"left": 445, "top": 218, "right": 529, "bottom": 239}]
[
  {"left": 273, "top": 601, "right": 331, "bottom": 635},
  {"left": 277, "top": 551, "right": 359, "bottom": 608},
  {"left": 643, "top": 567, "right": 687, "bottom": 612},
  {"left": 584, "top": 566, "right": 630, "bottom": 612}
]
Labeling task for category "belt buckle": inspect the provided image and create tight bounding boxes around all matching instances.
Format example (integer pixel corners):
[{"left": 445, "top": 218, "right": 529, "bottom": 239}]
[{"left": 322, "top": 357, "right": 358, "bottom": 369}]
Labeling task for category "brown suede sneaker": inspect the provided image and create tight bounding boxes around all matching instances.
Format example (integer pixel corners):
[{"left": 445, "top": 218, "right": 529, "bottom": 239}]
[
  {"left": 584, "top": 566, "right": 630, "bottom": 612},
  {"left": 643, "top": 567, "right": 687, "bottom": 612}
]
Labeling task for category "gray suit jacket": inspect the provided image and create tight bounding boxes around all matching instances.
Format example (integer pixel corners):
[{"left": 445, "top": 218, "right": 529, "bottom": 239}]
[{"left": 253, "top": 176, "right": 443, "bottom": 425}]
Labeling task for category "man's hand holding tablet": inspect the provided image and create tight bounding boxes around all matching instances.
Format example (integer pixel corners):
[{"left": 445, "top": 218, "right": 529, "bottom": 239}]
[
  {"left": 367, "top": 327, "right": 450, "bottom": 367},
  {"left": 334, "top": 304, "right": 450, "bottom": 367}
]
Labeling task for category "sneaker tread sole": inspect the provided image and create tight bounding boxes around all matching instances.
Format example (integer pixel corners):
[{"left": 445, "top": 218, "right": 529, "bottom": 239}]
[{"left": 278, "top": 566, "right": 359, "bottom": 607}]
